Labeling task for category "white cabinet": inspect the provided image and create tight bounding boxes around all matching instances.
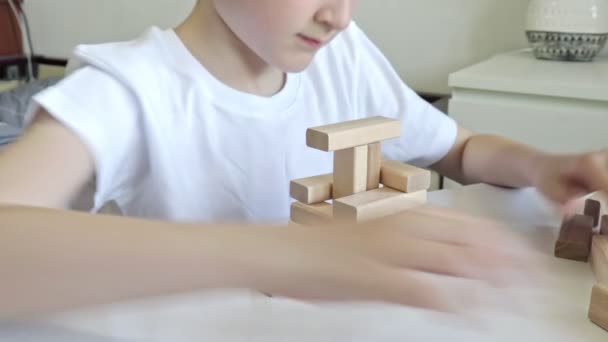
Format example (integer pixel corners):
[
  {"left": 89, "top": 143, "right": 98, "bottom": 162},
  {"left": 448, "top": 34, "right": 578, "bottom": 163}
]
[{"left": 445, "top": 49, "right": 608, "bottom": 188}]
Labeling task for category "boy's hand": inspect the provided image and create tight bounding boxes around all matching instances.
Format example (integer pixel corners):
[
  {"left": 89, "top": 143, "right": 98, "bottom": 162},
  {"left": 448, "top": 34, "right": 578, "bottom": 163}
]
[
  {"left": 0, "top": 204, "right": 540, "bottom": 317},
  {"left": 533, "top": 150, "right": 608, "bottom": 205},
  {"left": 241, "top": 206, "right": 541, "bottom": 312}
]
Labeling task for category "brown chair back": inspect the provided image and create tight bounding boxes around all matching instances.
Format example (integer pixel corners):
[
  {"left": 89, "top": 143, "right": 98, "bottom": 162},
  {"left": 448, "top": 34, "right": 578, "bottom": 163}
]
[{"left": 0, "top": 0, "right": 23, "bottom": 56}]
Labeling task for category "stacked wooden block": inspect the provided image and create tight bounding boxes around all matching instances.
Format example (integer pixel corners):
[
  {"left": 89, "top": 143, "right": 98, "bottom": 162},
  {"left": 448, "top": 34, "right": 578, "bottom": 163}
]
[
  {"left": 554, "top": 199, "right": 608, "bottom": 331},
  {"left": 590, "top": 234, "right": 608, "bottom": 332},
  {"left": 554, "top": 199, "right": 604, "bottom": 262},
  {"left": 289, "top": 116, "right": 430, "bottom": 225}
]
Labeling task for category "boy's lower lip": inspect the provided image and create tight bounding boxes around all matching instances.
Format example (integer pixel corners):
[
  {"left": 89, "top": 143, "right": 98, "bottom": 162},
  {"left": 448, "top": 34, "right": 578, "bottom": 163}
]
[{"left": 297, "top": 34, "right": 322, "bottom": 49}]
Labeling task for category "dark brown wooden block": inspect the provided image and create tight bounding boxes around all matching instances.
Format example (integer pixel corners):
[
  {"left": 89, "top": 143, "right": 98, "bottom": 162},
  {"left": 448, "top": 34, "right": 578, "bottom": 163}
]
[
  {"left": 555, "top": 214, "right": 594, "bottom": 262},
  {"left": 601, "top": 215, "right": 608, "bottom": 236},
  {"left": 585, "top": 199, "right": 601, "bottom": 227},
  {"left": 0, "top": 2, "right": 23, "bottom": 56}
]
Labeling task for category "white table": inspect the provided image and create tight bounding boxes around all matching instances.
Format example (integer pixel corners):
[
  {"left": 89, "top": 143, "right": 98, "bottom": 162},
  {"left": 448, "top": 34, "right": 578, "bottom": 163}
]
[{"left": 1, "top": 184, "right": 606, "bottom": 341}]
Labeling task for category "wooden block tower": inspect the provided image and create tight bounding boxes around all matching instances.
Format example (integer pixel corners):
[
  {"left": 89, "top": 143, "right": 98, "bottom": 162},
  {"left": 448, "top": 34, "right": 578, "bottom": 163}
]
[{"left": 289, "top": 116, "right": 430, "bottom": 225}]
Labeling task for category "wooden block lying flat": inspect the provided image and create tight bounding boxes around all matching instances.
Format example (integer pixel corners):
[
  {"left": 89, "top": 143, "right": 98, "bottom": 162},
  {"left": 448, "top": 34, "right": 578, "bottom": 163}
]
[
  {"left": 555, "top": 214, "right": 594, "bottom": 262},
  {"left": 333, "top": 188, "right": 427, "bottom": 223},
  {"left": 366, "top": 142, "right": 382, "bottom": 190},
  {"left": 333, "top": 146, "right": 368, "bottom": 199},
  {"left": 591, "top": 235, "right": 608, "bottom": 285},
  {"left": 380, "top": 160, "right": 431, "bottom": 193},
  {"left": 589, "top": 283, "right": 608, "bottom": 331},
  {"left": 290, "top": 174, "right": 333, "bottom": 204},
  {"left": 290, "top": 201, "right": 333, "bottom": 226},
  {"left": 585, "top": 199, "right": 601, "bottom": 226},
  {"left": 601, "top": 215, "right": 608, "bottom": 235},
  {"left": 306, "top": 116, "right": 401, "bottom": 152}
]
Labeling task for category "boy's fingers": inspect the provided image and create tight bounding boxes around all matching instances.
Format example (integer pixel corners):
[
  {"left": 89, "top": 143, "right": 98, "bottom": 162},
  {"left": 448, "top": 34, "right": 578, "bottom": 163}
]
[
  {"left": 285, "top": 265, "right": 482, "bottom": 313},
  {"left": 576, "top": 151, "right": 608, "bottom": 194},
  {"left": 378, "top": 268, "right": 503, "bottom": 313},
  {"left": 367, "top": 234, "right": 532, "bottom": 287},
  {"left": 541, "top": 180, "right": 576, "bottom": 205},
  {"left": 377, "top": 208, "right": 534, "bottom": 255}
]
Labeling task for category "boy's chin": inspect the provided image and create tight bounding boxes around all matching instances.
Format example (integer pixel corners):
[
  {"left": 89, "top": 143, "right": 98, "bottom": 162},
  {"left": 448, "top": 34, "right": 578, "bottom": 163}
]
[
  {"left": 282, "top": 60, "right": 312, "bottom": 73},
  {"left": 275, "top": 54, "right": 316, "bottom": 73}
]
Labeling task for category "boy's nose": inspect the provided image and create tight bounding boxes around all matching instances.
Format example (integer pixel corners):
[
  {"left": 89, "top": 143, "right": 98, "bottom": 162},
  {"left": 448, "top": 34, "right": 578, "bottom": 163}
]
[{"left": 315, "top": 0, "right": 354, "bottom": 32}]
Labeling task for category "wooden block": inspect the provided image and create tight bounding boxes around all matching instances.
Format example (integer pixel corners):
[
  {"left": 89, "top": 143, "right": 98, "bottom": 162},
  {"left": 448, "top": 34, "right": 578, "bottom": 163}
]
[
  {"left": 601, "top": 215, "right": 608, "bottom": 235},
  {"left": 306, "top": 116, "right": 401, "bottom": 152},
  {"left": 333, "top": 188, "right": 427, "bottom": 223},
  {"left": 554, "top": 214, "right": 594, "bottom": 262},
  {"left": 333, "top": 146, "right": 368, "bottom": 199},
  {"left": 589, "top": 283, "right": 608, "bottom": 332},
  {"left": 290, "top": 174, "right": 333, "bottom": 204},
  {"left": 585, "top": 199, "right": 601, "bottom": 226},
  {"left": 290, "top": 201, "right": 333, "bottom": 225},
  {"left": 591, "top": 235, "right": 608, "bottom": 285},
  {"left": 366, "top": 142, "right": 382, "bottom": 190},
  {"left": 380, "top": 160, "right": 431, "bottom": 193}
]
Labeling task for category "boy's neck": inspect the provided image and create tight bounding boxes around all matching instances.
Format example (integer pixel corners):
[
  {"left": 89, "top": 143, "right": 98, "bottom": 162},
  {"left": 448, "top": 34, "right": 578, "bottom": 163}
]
[{"left": 175, "top": 1, "right": 286, "bottom": 97}]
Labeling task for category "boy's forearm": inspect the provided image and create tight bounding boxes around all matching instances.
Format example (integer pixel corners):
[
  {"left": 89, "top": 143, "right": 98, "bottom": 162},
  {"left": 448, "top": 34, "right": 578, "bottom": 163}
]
[
  {"left": 0, "top": 205, "right": 267, "bottom": 319},
  {"left": 457, "top": 134, "right": 545, "bottom": 188}
]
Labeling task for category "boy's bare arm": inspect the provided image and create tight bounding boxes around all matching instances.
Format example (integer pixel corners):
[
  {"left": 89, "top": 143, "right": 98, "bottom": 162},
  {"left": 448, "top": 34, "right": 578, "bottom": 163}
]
[
  {"left": 0, "top": 203, "right": 538, "bottom": 319},
  {"left": 0, "top": 206, "right": 255, "bottom": 318},
  {"left": 0, "top": 109, "right": 95, "bottom": 208},
  {"left": 430, "top": 126, "right": 543, "bottom": 188}
]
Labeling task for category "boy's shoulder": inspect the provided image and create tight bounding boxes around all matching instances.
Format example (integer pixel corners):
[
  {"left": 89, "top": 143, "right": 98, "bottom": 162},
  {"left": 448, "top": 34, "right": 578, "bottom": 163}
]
[
  {"left": 62, "top": 26, "right": 191, "bottom": 101},
  {"left": 65, "top": 27, "right": 178, "bottom": 79}
]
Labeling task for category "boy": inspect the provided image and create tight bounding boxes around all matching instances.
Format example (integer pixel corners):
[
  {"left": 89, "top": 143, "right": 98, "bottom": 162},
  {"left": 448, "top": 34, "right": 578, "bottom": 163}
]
[{"left": 1, "top": 0, "right": 607, "bottom": 318}]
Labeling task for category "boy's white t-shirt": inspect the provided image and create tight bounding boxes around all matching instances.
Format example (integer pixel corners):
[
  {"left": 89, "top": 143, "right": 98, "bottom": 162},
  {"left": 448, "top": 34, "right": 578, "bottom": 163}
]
[{"left": 30, "top": 22, "right": 457, "bottom": 223}]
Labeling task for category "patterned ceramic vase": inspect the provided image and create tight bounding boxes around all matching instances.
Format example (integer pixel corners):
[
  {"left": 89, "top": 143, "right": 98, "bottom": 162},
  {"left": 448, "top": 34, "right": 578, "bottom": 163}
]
[{"left": 526, "top": 0, "right": 608, "bottom": 61}]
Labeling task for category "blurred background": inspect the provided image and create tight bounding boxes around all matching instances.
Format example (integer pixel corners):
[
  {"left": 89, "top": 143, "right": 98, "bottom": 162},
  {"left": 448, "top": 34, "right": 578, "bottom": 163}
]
[
  {"left": 2, "top": 0, "right": 608, "bottom": 190},
  {"left": 0, "top": 0, "right": 548, "bottom": 94}
]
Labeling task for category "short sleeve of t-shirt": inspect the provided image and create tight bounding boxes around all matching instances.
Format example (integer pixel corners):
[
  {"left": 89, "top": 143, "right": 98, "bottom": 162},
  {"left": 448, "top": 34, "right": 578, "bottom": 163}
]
[
  {"left": 29, "top": 66, "right": 147, "bottom": 209},
  {"left": 349, "top": 23, "right": 458, "bottom": 167}
]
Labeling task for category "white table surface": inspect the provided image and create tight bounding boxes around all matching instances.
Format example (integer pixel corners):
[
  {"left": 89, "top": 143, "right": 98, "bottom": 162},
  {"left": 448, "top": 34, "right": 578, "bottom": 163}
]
[{"left": 2, "top": 184, "right": 606, "bottom": 341}]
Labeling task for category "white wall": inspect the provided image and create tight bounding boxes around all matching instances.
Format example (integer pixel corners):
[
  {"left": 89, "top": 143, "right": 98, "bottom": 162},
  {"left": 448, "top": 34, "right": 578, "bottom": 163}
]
[
  {"left": 23, "top": 0, "right": 596, "bottom": 94},
  {"left": 354, "top": 0, "right": 531, "bottom": 93},
  {"left": 23, "top": 0, "right": 196, "bottom": 56}
]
